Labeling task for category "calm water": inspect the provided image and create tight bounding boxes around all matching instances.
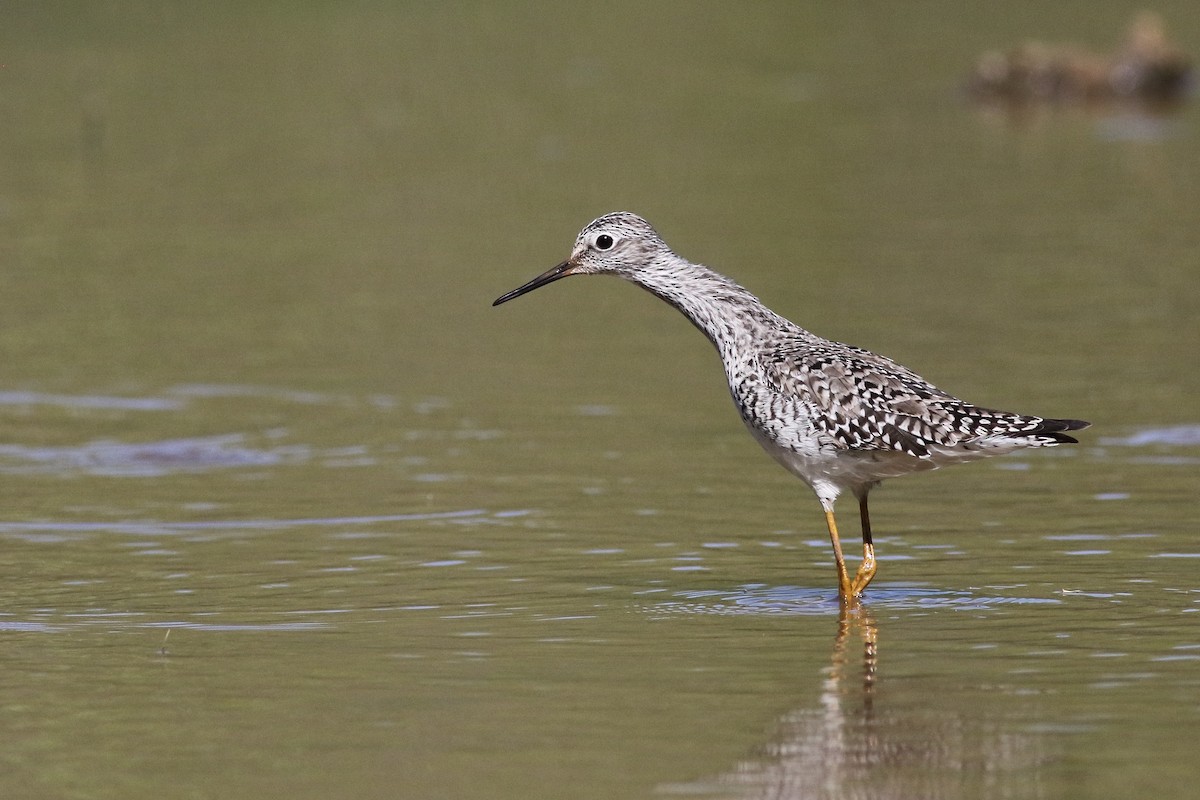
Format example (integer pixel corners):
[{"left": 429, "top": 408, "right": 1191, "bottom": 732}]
[{"left": 1, "top": 4, "right": 1198, "bottom": 799}]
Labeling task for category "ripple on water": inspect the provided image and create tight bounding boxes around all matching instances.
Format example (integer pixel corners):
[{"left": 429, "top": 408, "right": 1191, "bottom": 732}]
[
  {"left": 0, "top": 620, "right": 64, "bottom": 633},
  {"left": 1100, "top": 424, "right": 1200, "bottom": 447},
  {"left": 653, "top": 584, "right": 1063, "bottom": 616},
  {"left": 0, "top": 615, "right": 330, "bottom": 634},
  {"left": 139, "top": 621, "right": 330, "bottom": 632},
  {"left": 0, "top": 509, "right": 496, "bottom": 539},
  {"left": 0, "top": 433, "right": 308, "bottom": 477},
  {"left": 0, "top": 387, "right": 486, "bottom": 478},
  {"left": 0, "top": 390, "right": 182, "bottom": 412}
]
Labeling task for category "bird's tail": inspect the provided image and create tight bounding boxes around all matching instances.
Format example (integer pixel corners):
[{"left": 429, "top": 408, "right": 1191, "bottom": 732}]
[{"left": 1026, "top": 417, "right": 1090, "bottom": 444}]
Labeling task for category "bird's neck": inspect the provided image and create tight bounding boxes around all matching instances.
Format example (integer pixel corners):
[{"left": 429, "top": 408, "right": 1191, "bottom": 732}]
[{"left": 626, "top": 257, "right": 796, "bottom": 357}]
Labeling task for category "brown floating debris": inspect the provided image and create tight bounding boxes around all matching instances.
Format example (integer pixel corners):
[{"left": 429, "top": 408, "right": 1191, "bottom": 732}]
[{"left": 968, "top": 12, "right": 1191, "bottom": 106}]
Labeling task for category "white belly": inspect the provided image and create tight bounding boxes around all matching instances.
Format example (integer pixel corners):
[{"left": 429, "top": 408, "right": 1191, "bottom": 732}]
[{"left": 744, "top": 418, "right": 939, "bottom": 507}]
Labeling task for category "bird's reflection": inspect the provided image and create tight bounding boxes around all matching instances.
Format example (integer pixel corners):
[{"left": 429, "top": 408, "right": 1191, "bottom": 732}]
[
  {"left": 674, "top": 606, "right": 1047, "bottom": 800},
  {"left": 727, "top": 607, "right": 881, "bottom": 799}
]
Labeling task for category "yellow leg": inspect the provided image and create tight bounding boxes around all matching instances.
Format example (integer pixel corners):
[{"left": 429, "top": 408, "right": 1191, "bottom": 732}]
[
  {"left": 823, "top": 508, "right": 854, "bottom": 604},
  {"left": 849, "top": 494, "right": 877, "bottom": 596}
]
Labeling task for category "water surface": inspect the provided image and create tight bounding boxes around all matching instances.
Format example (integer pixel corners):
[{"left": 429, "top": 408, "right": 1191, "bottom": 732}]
[{"left": 1, "top": 3, "right": 1198, "bottom": 799}]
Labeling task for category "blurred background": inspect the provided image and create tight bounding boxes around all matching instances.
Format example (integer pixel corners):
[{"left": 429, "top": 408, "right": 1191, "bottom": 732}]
[{"left": 0, "top": 3, "right": 1197, "bottom": 799}]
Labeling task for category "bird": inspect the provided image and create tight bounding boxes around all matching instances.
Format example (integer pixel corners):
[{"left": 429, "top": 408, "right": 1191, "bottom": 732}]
[{"left": 493, "top": 212, "right": 1089, "bottom": 605}]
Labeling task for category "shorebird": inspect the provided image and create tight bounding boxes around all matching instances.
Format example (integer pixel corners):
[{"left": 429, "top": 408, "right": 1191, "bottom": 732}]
[{"left": 493, "top": 212, "right": 1089, "bottom": 604}]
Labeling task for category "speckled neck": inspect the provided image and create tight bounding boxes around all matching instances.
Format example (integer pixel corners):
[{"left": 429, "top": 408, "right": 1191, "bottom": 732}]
[{"left": 621, "top": 254, "right": 800, "bottom": 359}]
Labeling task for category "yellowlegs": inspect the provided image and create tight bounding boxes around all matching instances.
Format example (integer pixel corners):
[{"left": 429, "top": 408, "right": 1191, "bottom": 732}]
[{"left": 494, "top": 212, "right": 1089, "bottom": 604}]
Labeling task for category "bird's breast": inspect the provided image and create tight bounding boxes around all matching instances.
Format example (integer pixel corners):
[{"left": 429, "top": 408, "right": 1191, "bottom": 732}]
[{"left": 726, "top": 362, "right": 826, "bottom": 455}]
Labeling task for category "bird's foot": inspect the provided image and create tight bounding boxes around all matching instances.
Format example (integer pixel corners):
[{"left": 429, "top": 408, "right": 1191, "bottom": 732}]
[{"left": 849, "top": 543, "right": 877, "bottom": 598}]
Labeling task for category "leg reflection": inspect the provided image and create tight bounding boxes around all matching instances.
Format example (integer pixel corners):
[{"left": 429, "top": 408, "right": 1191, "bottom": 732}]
[
  {"left": 817, "top": 606, "right": 878, "bottom": 793},
  {"left": 828, "top": 605, "right": 878, "bottom": 710},
  {"left": 699, "top": 607, "right": 1046, "bottom": 799}
]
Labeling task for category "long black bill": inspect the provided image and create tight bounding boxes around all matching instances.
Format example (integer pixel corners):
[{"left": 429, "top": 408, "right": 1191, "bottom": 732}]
[{"left": 493, "top": 261, "right": 574, "bottom": 306}]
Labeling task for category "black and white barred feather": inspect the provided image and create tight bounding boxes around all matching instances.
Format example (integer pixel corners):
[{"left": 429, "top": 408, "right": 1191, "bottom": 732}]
[{"left": 760, "top": 338, "right": 1087, "bottom": 459}]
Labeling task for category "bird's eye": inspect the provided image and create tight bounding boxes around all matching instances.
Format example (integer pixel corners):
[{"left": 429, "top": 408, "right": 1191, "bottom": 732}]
[{"left": 594, "top": 234, "right": 614, "bottom": 251}]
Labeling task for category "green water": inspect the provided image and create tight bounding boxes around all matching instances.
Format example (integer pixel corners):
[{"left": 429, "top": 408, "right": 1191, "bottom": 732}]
[{"left": 1, "top": 3, "right": 1198, "bottom": 799}]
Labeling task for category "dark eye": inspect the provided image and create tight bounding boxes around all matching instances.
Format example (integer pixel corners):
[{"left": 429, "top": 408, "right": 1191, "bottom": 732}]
[{"left": 594, "top": 234, "right": 614, "bottom": 250}]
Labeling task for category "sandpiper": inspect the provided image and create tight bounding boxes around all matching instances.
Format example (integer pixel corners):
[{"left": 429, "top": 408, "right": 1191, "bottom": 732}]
[{"left": 494, "top": 212, "right": 1088, "bottom": 604}]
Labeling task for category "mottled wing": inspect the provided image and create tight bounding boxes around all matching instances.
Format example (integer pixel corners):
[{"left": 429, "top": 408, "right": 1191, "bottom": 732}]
[{"left": 762, "top": 339, "right": 1082, "bottom": 457}]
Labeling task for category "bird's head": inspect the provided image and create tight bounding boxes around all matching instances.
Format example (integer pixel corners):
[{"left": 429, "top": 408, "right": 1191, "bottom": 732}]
[{"left": 492, "top": 212, "right": 670, "bottom": 306}]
